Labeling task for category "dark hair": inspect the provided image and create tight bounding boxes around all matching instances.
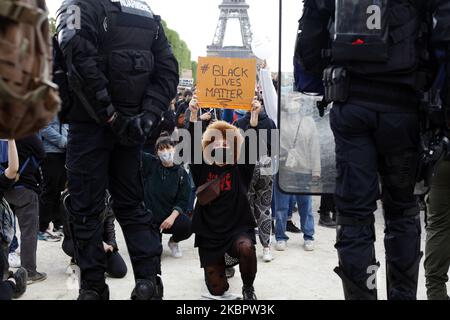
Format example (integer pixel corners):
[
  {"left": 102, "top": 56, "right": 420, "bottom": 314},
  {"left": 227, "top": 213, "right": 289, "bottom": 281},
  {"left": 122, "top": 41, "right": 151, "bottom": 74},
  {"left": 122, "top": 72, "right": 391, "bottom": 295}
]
[
  {"left": 155, "top": 132, "right": 175, "bottom": 153},
  {"left": 183, "top": 90, "right": 193, "bottom": 98}
]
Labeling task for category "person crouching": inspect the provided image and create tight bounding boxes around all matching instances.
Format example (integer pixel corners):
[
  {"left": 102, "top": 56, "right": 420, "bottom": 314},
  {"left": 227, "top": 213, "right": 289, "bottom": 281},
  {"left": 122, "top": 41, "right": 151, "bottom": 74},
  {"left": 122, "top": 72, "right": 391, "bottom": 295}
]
[{"left": 142, "top": 134, "right": 192, "bottom": 258}]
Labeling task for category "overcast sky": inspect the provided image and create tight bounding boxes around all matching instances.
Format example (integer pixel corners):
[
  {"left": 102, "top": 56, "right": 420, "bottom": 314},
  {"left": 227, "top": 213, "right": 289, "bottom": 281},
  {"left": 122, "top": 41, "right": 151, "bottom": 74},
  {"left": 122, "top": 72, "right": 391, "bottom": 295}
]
[{"left": 47, "top": 0, "right": 303, "bottom": 71}]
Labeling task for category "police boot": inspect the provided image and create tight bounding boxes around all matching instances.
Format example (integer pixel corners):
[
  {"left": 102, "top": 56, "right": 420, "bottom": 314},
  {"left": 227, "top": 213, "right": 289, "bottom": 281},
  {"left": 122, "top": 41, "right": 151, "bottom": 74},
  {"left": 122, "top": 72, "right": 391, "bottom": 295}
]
[
  {"left": 334, "top": 265, "right": 378, "bottom": 300},
  {"left": 131, "top": 276, "right": 163, "bottom": 300},
  {"left": 78, "top": 286, "right": 110, "bottom": 300},
  {"left": 386, "top": 252, "right": 423, "bottom": 300}
]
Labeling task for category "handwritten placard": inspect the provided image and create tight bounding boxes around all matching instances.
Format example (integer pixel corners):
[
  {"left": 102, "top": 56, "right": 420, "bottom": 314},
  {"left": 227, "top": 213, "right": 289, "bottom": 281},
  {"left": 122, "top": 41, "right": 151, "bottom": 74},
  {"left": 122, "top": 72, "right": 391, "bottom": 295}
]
[{"left": 196, "top": 57, "right": 256, "bottom": 110}]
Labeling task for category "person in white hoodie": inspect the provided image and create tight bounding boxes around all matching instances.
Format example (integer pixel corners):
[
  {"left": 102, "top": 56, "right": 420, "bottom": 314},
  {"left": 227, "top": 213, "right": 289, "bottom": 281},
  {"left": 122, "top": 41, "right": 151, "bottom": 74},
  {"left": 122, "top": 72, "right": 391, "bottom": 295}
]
[{"left": 274, "top": 95, "right": 320, "bottom": 252}]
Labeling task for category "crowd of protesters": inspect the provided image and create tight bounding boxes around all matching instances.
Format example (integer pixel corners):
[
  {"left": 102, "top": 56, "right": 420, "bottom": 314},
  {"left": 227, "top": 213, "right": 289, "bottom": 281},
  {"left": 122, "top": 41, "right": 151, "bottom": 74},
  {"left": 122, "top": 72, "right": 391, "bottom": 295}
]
[{"left": 0, "top": 74, "right": 335, "bottom": 301}]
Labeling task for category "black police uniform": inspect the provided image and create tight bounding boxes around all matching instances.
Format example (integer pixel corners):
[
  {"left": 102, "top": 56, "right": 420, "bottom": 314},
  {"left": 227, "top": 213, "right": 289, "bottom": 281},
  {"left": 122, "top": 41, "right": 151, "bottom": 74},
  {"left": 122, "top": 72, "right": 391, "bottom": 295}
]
[
  {"left": 56, "top": 0, "right": 179, "bottom": 300},
  {"left": 297, "top": 0, "right": 443, "bottom": 300}
]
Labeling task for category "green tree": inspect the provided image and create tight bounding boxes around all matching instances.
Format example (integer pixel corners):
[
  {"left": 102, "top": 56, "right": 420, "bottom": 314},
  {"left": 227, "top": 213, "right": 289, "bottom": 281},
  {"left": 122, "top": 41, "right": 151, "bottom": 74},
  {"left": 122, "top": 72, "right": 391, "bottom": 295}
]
[
  {"left": 191, "top": 61, "right": 198, "bottom": 84},
  {"left": 161, "top": 20, "right": 195, "bottom": 77}
]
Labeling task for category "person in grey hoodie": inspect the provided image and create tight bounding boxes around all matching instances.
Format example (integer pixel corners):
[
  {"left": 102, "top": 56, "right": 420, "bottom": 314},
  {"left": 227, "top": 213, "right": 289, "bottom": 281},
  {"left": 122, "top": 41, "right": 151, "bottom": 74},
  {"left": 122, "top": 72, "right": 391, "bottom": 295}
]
[{"left": 38, "top": 116, "right": 68, "bottom": 241}]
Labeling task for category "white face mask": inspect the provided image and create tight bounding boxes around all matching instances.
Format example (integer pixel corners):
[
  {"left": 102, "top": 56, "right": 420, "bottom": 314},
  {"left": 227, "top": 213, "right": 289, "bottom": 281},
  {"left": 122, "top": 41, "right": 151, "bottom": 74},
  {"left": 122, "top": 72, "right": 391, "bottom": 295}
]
[{"left": 159, "top": 151, "right": 174, "bottom": 164}]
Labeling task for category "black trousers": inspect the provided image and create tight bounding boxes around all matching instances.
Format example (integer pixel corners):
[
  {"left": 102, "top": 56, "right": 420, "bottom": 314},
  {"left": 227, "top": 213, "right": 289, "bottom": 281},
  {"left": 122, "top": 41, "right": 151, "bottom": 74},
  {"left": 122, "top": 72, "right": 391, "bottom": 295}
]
[
  {"left": 330, "top": 103, "right": 422, "bottom": 300},
  {"left": 39, "top": 152, "right": 67, "bottom": 232},
  {"left": 66, "top": 123, "right": 162, "bottom": 293},
  {"left": 161, "top": 214, "right": 192, "bottom": 243},
  {"left": 62, "top": 238, "right": 128, "bottom": 279}
]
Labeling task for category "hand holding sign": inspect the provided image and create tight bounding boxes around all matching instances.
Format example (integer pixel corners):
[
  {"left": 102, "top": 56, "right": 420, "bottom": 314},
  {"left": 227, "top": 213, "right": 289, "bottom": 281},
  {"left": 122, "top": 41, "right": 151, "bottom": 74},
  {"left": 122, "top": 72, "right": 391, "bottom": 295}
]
[
  {"left": 197, "top": 57, "right": 256, "bottom": 110},
  {"left": 189, "top": 96, "right": 199, "bottom": 122}
]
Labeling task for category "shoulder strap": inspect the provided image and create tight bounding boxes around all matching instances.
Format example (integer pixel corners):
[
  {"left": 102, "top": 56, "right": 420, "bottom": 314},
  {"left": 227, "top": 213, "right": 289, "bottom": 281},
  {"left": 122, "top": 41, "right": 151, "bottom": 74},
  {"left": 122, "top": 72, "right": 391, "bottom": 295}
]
[
  {"left": 18, "top": 157, "right": 31, "bottom": 176},
  {"left": 292, "top": 117, "right": 304, "bottom": 149}
]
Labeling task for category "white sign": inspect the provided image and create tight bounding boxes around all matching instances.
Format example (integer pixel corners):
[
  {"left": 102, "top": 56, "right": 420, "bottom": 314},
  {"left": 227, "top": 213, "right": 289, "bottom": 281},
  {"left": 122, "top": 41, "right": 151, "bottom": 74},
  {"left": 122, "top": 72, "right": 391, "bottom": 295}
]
[{"left": 179, "top": 78, "right": 194, "bottom": 87}]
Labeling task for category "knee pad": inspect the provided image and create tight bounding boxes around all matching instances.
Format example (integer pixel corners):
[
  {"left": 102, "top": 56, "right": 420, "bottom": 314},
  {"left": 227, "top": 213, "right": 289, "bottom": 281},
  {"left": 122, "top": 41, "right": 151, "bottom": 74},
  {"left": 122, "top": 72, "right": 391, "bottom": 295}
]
[{"left": 131, "top": 276, "right": 164, "bottom": 300}]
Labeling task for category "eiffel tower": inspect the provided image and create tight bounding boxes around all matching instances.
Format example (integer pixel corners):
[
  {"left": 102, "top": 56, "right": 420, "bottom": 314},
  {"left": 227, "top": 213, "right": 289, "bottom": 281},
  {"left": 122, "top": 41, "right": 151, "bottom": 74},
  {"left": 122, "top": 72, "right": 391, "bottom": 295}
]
[{"left": 207, "top": 0, "right": 254, "bottom": 58}]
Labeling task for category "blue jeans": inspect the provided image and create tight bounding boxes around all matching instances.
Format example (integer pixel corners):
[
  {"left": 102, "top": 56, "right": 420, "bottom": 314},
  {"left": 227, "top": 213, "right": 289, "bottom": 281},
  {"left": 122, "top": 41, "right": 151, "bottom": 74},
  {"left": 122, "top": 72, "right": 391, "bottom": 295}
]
[{"left": 273, "top": 182, "right": 314, "bottom": 241}]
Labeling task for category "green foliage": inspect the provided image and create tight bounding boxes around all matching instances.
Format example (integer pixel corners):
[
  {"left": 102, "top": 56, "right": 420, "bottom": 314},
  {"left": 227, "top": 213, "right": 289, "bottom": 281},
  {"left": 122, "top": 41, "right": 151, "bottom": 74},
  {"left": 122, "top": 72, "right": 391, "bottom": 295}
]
[
  {"left": 191, "top": 61, "right": 198, "bottom": 84},
  {"left": 161, "top": 20, "right": 193, "bottom": 75}
]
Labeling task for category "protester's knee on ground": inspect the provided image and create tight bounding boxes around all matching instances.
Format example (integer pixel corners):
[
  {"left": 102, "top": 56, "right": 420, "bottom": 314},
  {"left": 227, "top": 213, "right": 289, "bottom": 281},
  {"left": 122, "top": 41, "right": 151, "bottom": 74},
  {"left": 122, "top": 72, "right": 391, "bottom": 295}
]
[{"left": 205, "top": 269, "right": 229, "bottom": 296}]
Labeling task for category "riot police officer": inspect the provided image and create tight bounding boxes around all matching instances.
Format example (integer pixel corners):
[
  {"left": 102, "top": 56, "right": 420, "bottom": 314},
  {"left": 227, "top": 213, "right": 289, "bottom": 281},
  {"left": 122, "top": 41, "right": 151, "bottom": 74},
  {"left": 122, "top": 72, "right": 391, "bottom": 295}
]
[
  {"left": 56, "top": 0, "right": 179, "bottom": 300},
  {"left": 296, "top": 0, "right": 447, "bottom": 300}
]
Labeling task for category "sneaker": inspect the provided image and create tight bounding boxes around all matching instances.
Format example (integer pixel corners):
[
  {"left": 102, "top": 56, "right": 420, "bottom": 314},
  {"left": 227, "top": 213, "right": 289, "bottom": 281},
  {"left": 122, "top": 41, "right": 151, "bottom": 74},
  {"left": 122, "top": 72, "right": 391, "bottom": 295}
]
[
  {"left": 262, "top": 247, "right": 273, "bottom": 262},
  {"left": 225, "top": 267, "right": 235, "bottom": 279},
  {"left": 319, "top": 213, "right": 337, "bottom": 228},
  {"left": 168, "top": 240, "right": 182, "bottom": 258},
  {"left": 8, "top": 252, "right": 21, "bottom": 268},
  {"left": 27, "top": 271, "right": 47, "bottom": 285},
  {"left": 304, "top": 240, "right": 315, "bottom": 251},
  {"left": 242, "top": 285, "right": 257, "bottom": 300},
  {"left": 286, "top": 220, "right": 301, "bottom": 233},
  {"left": 38, "top": 231, "right": 61, "bottom": 242},
  {"left": 275, "top": 240, "right": 287, "bottom": 251},
  {"left": 8, "top": 267, "right": 27, "bottom": 299}
]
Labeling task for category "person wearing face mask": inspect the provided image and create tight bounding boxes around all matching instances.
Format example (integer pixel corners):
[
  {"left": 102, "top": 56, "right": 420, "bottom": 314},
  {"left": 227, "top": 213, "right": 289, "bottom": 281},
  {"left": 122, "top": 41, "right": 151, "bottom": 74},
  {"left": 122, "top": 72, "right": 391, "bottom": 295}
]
[
  {"left": 187, "top": 96, "right": 259, "bottom": 300},
  {"left": 142, "top": 134, "right": 192, "bottom": 258}
]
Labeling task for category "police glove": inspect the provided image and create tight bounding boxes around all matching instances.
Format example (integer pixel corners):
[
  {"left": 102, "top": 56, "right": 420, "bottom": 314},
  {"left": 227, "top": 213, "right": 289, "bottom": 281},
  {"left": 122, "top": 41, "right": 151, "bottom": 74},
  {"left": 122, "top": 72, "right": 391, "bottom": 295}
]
[
  {"left": 109, "top": 111, "right": 133, "bottom": 144},
  {"left": 126, "top": 112, "right": 157, "bottom": 144}
]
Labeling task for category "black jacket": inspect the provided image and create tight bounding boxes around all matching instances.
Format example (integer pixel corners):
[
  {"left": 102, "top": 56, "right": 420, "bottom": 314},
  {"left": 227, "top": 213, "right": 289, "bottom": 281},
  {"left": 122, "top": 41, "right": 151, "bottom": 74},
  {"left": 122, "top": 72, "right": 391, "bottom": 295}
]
[
  {"left": 56, "top": 0, "right": 179, "bottom": 123},
  {"left": 234, "top": 111, "right": 277, "bottom": 158}
]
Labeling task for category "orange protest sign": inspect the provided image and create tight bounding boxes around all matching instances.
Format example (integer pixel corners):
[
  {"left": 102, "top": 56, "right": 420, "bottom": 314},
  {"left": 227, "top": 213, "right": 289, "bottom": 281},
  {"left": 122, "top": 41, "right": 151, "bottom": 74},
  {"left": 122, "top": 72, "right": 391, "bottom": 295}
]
[{"left": 196, "top": 57, "right": 256, "bottom": 110}]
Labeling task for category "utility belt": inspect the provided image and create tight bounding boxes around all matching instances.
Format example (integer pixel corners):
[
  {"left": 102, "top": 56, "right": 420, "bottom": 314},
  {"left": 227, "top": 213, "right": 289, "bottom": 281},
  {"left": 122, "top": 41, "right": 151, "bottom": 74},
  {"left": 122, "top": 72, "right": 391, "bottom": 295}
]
[{"left": 323, "top": 66, "right": 419, "bottom": 109}]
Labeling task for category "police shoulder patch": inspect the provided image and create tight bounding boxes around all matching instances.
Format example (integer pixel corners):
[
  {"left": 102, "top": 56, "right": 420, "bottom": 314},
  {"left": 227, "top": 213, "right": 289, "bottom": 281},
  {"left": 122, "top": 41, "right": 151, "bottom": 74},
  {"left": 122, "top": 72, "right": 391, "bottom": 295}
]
[{"left": 110, "top": 0, "right": 154, "bottom": 18}]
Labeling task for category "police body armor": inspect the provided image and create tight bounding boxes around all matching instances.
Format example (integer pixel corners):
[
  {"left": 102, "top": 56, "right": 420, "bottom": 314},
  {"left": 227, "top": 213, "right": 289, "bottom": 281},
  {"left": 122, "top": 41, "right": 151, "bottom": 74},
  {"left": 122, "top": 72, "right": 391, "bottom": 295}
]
[
  {"left": 324, "top": 0, "right": 435, "bottom": 106},
  {"left": 56, "top": 0, "right": 160, "bottom": 122}
]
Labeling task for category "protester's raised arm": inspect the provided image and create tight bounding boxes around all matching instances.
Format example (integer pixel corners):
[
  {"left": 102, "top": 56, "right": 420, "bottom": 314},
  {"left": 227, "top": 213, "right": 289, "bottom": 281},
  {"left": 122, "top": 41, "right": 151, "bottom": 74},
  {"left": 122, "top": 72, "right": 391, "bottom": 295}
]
[{"left": 5, "top": 139, "right": 19, "bottom": 180}]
